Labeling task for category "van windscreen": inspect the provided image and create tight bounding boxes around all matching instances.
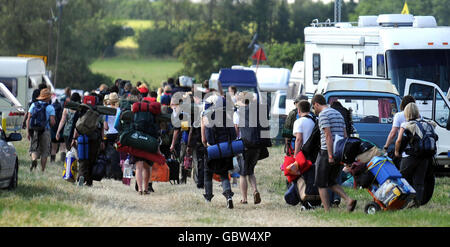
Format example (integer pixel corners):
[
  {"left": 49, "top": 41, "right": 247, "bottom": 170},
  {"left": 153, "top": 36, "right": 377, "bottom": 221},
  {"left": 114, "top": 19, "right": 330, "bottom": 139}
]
[{"left": 329, "top": 96, "right": 398, "bottom": 124}]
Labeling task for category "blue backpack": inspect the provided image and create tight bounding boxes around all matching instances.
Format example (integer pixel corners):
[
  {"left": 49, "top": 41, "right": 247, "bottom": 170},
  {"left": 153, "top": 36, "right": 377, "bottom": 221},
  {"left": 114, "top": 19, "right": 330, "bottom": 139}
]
[{"left": 30, "top": 102, "right": 49, "bottom": 132}]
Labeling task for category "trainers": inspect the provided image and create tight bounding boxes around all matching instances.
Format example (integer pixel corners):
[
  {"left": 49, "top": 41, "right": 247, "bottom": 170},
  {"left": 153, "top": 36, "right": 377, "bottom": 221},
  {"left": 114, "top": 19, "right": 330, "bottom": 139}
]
[
  {"left": 77, "top": 176, "right": 85, "bottom": 187},
  {"left": 227, "top": 198, "right": 234, "bottom": 209}
]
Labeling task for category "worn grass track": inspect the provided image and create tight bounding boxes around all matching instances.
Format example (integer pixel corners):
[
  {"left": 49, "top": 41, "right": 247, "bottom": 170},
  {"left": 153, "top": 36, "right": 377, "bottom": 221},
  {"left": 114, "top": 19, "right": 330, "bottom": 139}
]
[{"left": 0, "top": 137, "right": 449, "bottom": 227}]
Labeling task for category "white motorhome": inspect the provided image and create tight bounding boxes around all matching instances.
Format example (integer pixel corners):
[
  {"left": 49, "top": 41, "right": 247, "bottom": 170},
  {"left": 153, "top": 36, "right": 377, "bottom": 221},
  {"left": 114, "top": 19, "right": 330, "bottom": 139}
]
[
  {"left": 286, "top": 61, "right": 304, "bottom": 113},
  {"left": 290, "top": 14, "right": 450, "bottom": 100},
  {"left": 0, "top": 57, "right": 54, "bottom": 131}
]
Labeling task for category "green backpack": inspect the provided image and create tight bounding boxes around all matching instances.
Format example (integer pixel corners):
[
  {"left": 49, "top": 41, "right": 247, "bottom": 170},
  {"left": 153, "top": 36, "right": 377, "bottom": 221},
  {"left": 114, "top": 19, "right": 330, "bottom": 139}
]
[{"left": 75, "top": 105, "right": 100, "bottom": 135}]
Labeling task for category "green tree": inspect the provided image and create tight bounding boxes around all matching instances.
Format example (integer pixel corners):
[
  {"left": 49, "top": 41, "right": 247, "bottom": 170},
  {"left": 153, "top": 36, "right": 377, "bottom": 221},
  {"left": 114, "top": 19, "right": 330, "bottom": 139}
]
[
  {"left": 176, "top": 26, "right": 252, "bottom": 80},
  {"left": 263, "top": 41, "right": 304, "bottom": 68},
  {"left": 273, "top": 0, "right": 291, "bottom": 43}
]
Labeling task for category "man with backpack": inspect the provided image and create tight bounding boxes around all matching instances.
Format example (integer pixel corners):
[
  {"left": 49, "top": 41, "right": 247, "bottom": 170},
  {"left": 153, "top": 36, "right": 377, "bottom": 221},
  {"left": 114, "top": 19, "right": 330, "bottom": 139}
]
[
  {"left": 201, "top": 93, "right": 236, "bottom": 209},
  {"left": 27, "top": 88, "right": 56, "bottom": 172},
  {"left": 293, "top": 100, "right": 316, "bottom": 158},
  {"left": 311, "top": 94, "right": 357, "bottom": 213},
  {"left": 394, "top": 102, "right": 437, "bottom": 207},
  {"left": 71, "top": 93, "right": 104, "bottom": 187}
]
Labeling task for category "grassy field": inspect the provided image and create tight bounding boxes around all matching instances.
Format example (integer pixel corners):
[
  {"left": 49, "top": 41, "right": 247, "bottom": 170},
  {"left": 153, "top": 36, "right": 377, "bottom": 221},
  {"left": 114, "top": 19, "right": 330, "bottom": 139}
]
[
  {"left": 90, "top": 56, "right": 183, "bottom": 90},
  {"left": 0, "top": 134, "right": 449, "bottom": 227}
]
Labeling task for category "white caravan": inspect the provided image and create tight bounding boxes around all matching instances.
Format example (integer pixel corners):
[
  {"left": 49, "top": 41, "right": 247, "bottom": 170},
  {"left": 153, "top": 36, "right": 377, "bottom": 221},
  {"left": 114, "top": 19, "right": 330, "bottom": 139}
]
[
  {"left": 0, "top": 57, "right": 54, "bottom": 131},
  {"left": 289, "top": 14, "right": 450, "bottom": 100},
  {"left": 286, "top": 61, "right": 304, "bottom": 113}
]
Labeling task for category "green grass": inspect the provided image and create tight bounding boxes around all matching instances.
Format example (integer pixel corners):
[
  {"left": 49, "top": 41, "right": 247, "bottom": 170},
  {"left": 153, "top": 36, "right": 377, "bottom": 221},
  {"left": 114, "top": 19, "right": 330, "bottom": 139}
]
[{"left": 90, "top": 56, "right": 183, "bottom": 89}]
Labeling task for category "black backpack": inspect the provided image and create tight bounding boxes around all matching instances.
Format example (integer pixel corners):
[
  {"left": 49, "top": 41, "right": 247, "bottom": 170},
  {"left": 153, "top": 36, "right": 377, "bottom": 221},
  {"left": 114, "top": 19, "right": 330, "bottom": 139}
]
[
  {"left": 408, "top": 120, "right": 438, "bottom": 157},
  {"left": 301, "top": 114, "right": 320, "bottom": 163},
  {"left": 239, "top": 105, "right": 272, "bottom": 148}
]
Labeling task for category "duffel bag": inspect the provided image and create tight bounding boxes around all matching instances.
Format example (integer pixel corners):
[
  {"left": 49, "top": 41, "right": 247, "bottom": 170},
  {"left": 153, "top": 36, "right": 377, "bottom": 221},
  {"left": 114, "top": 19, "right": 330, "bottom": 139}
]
[
  {"left": 284, "top": 182, "right": 300, "bottom": 206},
  {"left": 116, "top": 144, "right": 166, "bottom": 165},
  {"left": 207, "top": 139, "right": 244, "bottom": 160},
  {"left": 119, "top": 130, "right": 159, "bottom": 153}
]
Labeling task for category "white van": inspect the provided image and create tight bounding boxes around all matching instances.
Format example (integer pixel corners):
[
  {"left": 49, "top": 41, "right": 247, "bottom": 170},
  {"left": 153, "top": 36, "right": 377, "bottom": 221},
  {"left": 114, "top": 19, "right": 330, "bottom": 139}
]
[{"left": 0, "top": 57, "right": 54, "bottom": 131}]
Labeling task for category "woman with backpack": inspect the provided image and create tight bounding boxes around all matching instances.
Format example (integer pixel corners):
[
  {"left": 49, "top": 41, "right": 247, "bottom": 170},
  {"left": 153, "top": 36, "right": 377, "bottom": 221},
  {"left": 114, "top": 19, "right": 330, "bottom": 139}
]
[
  {"left": 394, "top": 102, "right": 437, "bottom": 207},
  {"left": 56, "top": 93, "right": 81, "bottom": 151},
  {"left": 201, "top": 93, "right": 236, "bottom": 209}
]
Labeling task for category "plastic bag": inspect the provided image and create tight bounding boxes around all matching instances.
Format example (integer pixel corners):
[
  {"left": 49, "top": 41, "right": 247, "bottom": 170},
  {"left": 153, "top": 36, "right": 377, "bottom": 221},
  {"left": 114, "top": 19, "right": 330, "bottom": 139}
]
[{"left": 62, "top": 148, "right": 78, "bottom": 182}]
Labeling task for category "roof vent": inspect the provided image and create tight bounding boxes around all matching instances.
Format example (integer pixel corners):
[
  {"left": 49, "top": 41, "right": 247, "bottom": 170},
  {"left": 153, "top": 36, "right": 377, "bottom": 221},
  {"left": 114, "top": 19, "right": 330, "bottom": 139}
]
[
  {"left": 377, "top": 14, "right": 414, "bottom": 27},
  {"left": 335, "top": 22, "right": 353, "bottom": 28},
  {"left": 413, "top": 16, "right": 437, "bottom": 28},
  {"left": 358, "top": 16, "right": 378, "bottom": 27}
]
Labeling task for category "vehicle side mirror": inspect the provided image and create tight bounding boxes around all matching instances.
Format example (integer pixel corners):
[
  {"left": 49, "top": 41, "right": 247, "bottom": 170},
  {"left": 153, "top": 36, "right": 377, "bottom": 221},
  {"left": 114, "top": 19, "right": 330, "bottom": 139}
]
[{"left": 6, "top": 133, "right": 22, "bottom": 142}]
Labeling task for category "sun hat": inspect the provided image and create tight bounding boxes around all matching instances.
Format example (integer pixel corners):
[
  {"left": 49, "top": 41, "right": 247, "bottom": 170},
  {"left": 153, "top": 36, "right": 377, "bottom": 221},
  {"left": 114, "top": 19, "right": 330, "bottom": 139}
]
[{"left": 36, "top": 88, "right": 52, "bottom": 101}]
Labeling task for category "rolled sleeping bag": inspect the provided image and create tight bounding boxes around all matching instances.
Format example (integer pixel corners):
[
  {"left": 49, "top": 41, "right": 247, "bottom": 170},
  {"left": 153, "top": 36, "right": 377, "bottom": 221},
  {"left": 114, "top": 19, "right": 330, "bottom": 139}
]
[
  {"left": 207, "top": 139, "right": 244, "bottom": 160},
  {"left": 64, "top": 101, "right": 117, "bottom": 116},
  {"left": 119, "top": 130, "right": 159, "bottom": 154},
  {"left": 77, "top": 135, "right": 89, "bottom": 160}
]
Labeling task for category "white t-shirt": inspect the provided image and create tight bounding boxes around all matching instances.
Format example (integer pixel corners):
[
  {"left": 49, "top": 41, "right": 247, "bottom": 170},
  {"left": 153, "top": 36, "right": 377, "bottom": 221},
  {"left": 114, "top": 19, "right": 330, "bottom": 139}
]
[
  {"left": 393, "top": 111, "right": 406, "bottom": 128},
  {"left": 293, "top": 116, "right": 315, "bottom": 145}
]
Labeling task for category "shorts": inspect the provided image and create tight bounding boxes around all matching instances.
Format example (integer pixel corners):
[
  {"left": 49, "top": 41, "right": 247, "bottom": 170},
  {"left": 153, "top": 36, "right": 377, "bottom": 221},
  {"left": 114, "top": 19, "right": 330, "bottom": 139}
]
[
  {"left": 130, "top": 155, "right": 153, "bottom": 167},
  {"left": 314, "top": 150, "right": 342, "bottom": 188},
  {"left": 239, "top": 148, "right": 261, "bottom": 176},
  {"left": 30, "top": 130, "right": 51, "bottom": 158}
]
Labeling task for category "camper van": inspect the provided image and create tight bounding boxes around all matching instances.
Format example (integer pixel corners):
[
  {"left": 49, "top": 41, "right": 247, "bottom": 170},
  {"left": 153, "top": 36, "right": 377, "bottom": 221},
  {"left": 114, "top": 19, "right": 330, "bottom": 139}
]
[
  {"left": 288, "top": 14, "right": 450, "bottom": 101},
  {"left": 0, "top": 57, "right": 54, "bottom": 131}
]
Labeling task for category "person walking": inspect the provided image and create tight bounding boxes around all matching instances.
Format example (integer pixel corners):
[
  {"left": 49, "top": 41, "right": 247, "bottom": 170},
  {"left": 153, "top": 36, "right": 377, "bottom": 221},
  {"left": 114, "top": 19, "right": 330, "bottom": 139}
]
[
  {"left": 27, "top": 88, "right": 56, "bottom": 172},
  {"left": 201, "top": 93, "right": 236, "bottom": 209},
  {"left": 394, "top": 102, "right": 436, "bottom": 207},
  {"left": 236, "top": 92, "right": 263, "bottom": 205},
  {"left": 311, "top": 94, "right": 357, "bottom": 212},
  {"left": 71, "top": 93, "right": 104, "bottom": 187},
  {"left": 56, "top": 93, "right": 81, "bottom": 151}
]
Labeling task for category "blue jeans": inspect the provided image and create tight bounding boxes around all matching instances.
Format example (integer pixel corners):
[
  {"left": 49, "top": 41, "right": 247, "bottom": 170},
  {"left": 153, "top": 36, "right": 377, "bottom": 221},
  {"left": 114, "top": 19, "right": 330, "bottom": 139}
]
[{"left": 204, "top": 163, "right": 233, "bottom": 201}]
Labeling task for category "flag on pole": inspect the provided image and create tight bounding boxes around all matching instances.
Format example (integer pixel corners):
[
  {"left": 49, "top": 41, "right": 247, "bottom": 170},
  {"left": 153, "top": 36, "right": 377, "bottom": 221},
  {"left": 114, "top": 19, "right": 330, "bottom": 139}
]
[
  {"left": 252, "top": 47, "right": 267, "bottom": 65},
  {"left": 401, "top": 2, "right": 410, "bottom": 15}
]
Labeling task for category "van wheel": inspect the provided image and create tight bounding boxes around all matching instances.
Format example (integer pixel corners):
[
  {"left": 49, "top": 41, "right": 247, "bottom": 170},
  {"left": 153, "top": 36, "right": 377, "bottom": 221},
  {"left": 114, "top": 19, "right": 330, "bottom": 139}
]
[
  {"left": 8, "top": 160, "right": 18, "bottom": 190},
  {"left": 364, "top": 202, "right": 381, "bottom": 215}
]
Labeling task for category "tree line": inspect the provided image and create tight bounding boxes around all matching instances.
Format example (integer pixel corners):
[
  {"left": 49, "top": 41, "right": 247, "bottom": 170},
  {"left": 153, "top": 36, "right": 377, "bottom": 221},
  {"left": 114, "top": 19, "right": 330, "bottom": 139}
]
[{"left": 1, "top": 0, "right": 450, "bottom": 89}]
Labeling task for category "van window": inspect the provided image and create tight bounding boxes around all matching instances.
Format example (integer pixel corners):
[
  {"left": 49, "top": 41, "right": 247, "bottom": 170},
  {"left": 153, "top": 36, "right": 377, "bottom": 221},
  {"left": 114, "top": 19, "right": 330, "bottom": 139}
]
[
  {"left": 342, "top": 63, "right": 354, "bottom": 75},
  {"left": 435, "top": 90, "right": 449, "bottom": 128},
  {"left": 313, "top": 54, "right": 321, "bottom": 84},
  {"left": 377, "top": 54, "right": 385, "bottom": 77},
  {"left": 279, "top": 95, "right": 286, "bottom": 109},
  {"left": 329, "top": 96, "right": 398, "bottom": 124},
  {"left": 365, "top": 56, "right": 373, "bottom": 75},
  {"left": 0, "top": 78, "right": 18, "bottom": 97}
]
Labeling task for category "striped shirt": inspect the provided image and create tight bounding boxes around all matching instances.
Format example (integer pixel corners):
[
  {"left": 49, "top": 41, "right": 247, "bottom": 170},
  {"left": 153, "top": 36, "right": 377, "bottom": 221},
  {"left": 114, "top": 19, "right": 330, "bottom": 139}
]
[{"left": 318, "top": 107, "right": 345, "bottom": 150}]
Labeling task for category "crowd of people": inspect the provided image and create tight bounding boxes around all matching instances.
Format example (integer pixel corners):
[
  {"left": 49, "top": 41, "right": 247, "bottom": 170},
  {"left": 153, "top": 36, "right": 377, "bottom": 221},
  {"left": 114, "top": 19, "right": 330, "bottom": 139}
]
[
  {"left": 24, "top": 77, "right": 269, "bottom": 209},
  {"left": 283, "top": 93, "right": 437, "bottom": 211},
  {"left": 24, "top": 77, "right": 436, "bottom": 212}
]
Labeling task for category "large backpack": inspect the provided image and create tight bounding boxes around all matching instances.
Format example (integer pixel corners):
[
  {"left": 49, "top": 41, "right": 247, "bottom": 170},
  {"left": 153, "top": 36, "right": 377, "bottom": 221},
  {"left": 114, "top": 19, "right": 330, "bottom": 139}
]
[
  {"left": 75, "top": 105, "right": 100, "bottom": 135},
  {"left": 407, "top": 120, "right": 438, "bottom": 157},
  {"left": 29, "top": 101, "right": 49, "bottom": 132},
  {"left": 239, "top": 105, "right": 272, "bottom": 148},
  {"left": 300, "top": 114, "right": 320, "bottom": 163},
  {"left": 132, "top": 101, "right": 160, "bottom": 138}
]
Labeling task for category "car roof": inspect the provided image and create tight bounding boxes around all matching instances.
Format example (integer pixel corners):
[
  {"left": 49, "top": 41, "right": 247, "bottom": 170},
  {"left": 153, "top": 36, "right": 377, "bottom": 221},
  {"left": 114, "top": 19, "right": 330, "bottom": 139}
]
[{"left": 317, "top": 76, "right": 399, "bottom": 96}]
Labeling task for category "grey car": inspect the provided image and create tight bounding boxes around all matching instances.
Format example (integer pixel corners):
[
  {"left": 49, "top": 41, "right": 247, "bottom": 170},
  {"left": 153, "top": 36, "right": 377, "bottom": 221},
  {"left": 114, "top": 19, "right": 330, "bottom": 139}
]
[{"left": 0, "top": 131, "right": 21, "bottom": 190}]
